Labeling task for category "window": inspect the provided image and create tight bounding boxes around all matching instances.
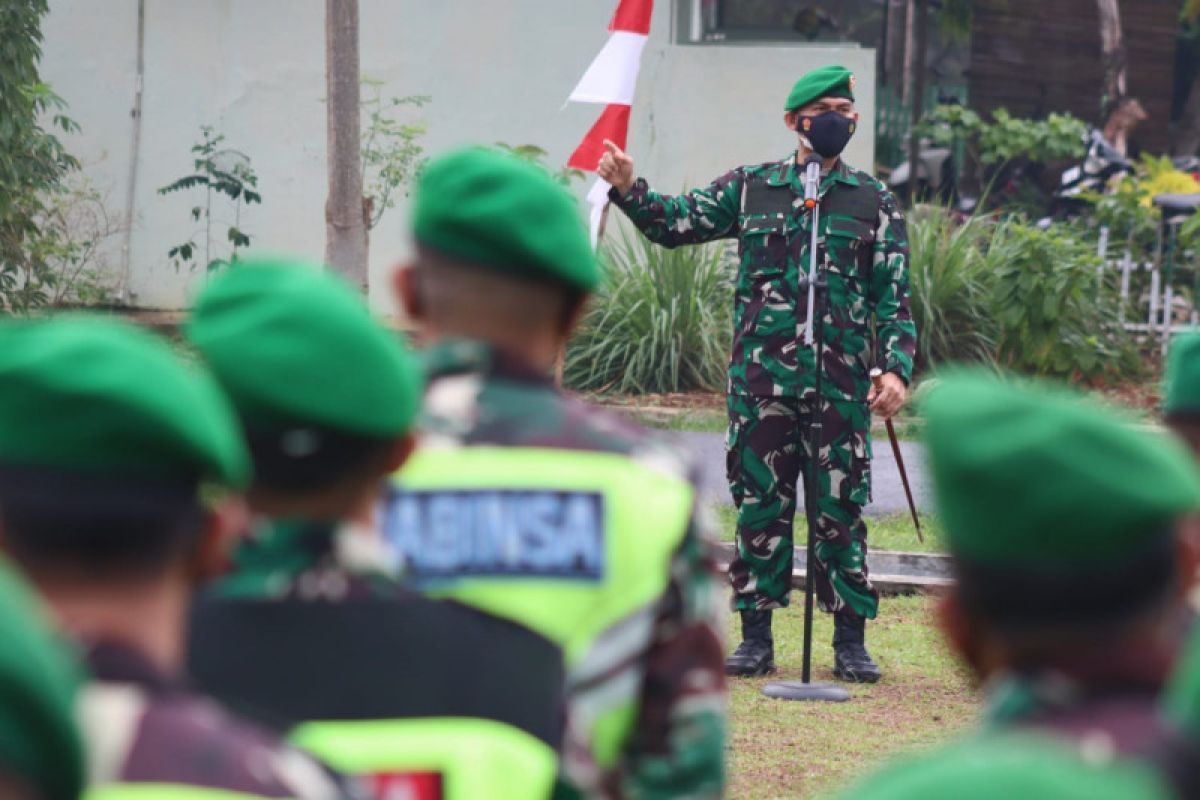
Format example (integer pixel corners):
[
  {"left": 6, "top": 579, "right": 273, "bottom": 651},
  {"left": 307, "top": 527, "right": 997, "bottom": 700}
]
[{"left": 673, "top": 0, "right": 886, "bottom": 47}]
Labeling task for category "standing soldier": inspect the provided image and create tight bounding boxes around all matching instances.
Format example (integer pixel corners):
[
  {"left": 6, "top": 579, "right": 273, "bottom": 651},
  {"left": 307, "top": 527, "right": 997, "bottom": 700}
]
[
  {"left": 0, "top": 563, "right": 84, "bottom": 800},
  {"left": 598, "top": 64, "right": 916, "bottom": 680},
  {"left": 846, "top": 370, "right": 1200, "bottom": 799},
  {"left": 0, "top": 317, "right": 350, "bottom": 799},
  {"left": 388, "top": 146, "right": 727, "bottom": 798},
  {"left": 185, "top": 258, "right": 566, "bottom": 799}
]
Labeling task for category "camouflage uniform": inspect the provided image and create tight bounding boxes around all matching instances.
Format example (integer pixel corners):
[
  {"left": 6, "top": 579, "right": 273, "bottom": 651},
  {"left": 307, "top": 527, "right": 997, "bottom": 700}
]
[
  {"left": 82, "top": 638, "right": 351, "bottom": 798},
  {"left": 611, "top": 155, "right": 916, "bottom": 615},
  {"left": 388, "top": 340, "right": 727, "bottom": 799}
]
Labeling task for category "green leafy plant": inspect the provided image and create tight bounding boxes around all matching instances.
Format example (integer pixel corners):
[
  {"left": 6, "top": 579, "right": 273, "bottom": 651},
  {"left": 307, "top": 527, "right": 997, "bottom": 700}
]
[
  {"left": 495, "top": 143, "right": 586, "bottom": 188},
  {"left": 361, "top": 79, "right": 429, "bottom": 230},
  {"left": 908, "top": 206, "right": 1141, "bottom": 382},
  {"left": 158, "top": 126, "right": 261, "bottom": 274},
  {"left": 0, "top": 1, "right": 82, "bottom": 312},
  {"left": 34, "top": 177, "right": 122, "bottom": 307},
  {"left": 988, "top": 220, "right": 1139, "bottom": 379},
  {"left": 906, "top": 206, "right": 999, "bottom": 371},
  {"left": 565, "top": 218, "right": 733, "bottom": 394}
]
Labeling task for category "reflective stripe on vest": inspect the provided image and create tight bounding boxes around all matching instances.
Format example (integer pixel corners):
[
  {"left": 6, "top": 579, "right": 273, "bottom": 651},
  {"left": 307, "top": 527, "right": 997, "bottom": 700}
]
[{"left": 291, "top": 717, "right": 557, "bottom": 800}]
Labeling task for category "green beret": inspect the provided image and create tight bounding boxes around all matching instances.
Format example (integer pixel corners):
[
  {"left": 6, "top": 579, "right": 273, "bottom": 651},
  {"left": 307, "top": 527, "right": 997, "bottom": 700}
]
[
  {"left": 785, "top": 64, "right": 856, "bottom": 112},
  {"left": 923, "top": 370, "right": 1200, "bottom": 568},
  {"left": 1164, "top": 332, "right": 1200, "bottom": 415},
  {"left": 188, "top": 254, "right": 424, "bottom": 436},
  {"left": 0, "top": 317, "right": 248, "bottom": 486},
  {"left": 412, "top": 146, "right": 599, "bottom": 292},
  {"left": 0, "top": 561, "right": 84, "bottom": 800},
  {"left": 842, "top": 735, "right": 1172, "bottom": 800}
]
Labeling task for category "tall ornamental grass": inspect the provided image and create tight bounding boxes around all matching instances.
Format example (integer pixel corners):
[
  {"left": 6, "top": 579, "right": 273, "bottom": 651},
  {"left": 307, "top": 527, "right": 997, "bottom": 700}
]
[
  {"left": 906, "top": 207, "right": 999, "bottom": 371},
  {"left": 565, "top": 219, "right": 733, "bottom": 394},
  {"left": 907, "top": 207, "right": 1142, "bottom": 382}
]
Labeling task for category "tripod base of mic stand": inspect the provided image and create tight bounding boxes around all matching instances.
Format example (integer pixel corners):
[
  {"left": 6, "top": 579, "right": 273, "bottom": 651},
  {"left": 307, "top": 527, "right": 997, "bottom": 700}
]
[{"left": 761, "top": 681, "right": 851, "bottom": 702}]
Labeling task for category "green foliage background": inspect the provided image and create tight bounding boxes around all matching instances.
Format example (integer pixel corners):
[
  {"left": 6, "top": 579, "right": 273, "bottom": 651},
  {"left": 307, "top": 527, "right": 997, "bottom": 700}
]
[
  {"left": 0, "top": 1, "right": 81, "bottom": 311},
  {"left": 565, "top": 218, "right": 733, "bottom": 394}
]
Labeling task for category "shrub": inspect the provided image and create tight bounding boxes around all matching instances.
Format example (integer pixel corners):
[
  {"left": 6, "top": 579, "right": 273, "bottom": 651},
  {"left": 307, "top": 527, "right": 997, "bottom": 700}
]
[
  {"left": 565, "top": 218, "right": 733, "bottom": 394},
  {"left": 908, "top": 209, "right": 1142, "bottom": 382},
  {"left": 906, "top": 206, "right": 999, "bottom": 371},
  {"left": 988, "top": 220, "right": 1140, "bottom": 380}
]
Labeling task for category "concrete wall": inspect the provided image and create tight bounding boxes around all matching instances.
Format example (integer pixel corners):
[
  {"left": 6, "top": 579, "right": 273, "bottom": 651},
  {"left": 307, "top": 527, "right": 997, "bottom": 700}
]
[{"left": 40, "top": 1, "right": 874, "bottom": 312}]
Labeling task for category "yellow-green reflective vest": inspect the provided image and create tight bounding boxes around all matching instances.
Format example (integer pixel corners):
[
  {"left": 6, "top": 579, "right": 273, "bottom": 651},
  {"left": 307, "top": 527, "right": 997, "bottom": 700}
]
[
  {"left": 292, "top": 717, "right": 557, "bottom": 800},
  {"left": 388, "top": 445, "right": 695, "bottom": 771}
]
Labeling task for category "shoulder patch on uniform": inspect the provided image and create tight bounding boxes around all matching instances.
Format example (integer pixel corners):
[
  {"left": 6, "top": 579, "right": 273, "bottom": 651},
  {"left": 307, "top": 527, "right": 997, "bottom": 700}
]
[{"left": 382, "top": 489, "right": 606, "bottom": 582}]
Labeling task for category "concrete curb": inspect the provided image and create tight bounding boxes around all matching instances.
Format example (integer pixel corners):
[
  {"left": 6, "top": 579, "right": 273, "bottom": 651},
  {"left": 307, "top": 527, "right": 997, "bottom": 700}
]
[{"left": 713, "top": 542, "right": 953, "bottom": 595}]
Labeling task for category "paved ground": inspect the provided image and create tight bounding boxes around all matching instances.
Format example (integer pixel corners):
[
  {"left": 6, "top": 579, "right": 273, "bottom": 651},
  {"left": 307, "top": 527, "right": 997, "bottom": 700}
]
[{"left": 670, "top": 431, "right": 931, "bottom": 516}]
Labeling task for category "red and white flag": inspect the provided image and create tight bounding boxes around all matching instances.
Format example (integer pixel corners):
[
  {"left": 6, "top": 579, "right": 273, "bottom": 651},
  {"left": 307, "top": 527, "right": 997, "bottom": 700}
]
[{"left": 566, "top": 0, "right": 653, "bottom": 245}]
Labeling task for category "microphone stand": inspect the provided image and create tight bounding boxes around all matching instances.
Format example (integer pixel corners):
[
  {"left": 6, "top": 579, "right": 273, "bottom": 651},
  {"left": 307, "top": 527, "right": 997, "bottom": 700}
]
[{"left": 763, "top": 155, "right": 851, "bottom": 703}]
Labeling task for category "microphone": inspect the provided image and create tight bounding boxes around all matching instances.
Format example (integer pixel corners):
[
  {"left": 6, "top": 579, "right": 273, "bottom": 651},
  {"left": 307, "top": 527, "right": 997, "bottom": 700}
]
[{"left": 803, "top": 154, "right": 822, "bottom": 210}]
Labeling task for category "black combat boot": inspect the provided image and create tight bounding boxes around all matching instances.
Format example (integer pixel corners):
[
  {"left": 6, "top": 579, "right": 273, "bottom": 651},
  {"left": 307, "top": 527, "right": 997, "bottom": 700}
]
[
  {"left": 832, "top": 611, "right": 881, "bottom": 683},
  {"left": 725, "top": 609, "right": 776, "bottom": 677}
]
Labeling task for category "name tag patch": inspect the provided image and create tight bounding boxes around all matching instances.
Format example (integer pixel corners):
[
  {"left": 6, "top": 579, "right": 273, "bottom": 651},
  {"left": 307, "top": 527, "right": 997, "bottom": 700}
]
[{"left": 383, "top": 489, "right": 605, "bottom": 581}]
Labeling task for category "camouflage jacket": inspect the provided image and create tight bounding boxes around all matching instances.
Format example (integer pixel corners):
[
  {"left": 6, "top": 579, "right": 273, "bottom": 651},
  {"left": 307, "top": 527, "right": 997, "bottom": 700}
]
[
  {"left": 209, "top": 518, "right": 401, "bottom": 601},
  {"left": 985, "top": 663, "right": 1171, "bottom": 757},
  {"left": 391, "top": 339, "right": 727, "bottom": 800},
  {"left": 610, "top": 155, "right": 916, "bottom": 402},
  {"left": 80, "top": 638, "right": 351, "bottom": 798}
]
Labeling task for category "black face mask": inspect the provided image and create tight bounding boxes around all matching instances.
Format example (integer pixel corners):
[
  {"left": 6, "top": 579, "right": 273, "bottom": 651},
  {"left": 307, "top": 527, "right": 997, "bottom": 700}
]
[{"left": 797, "top": 111, "right": 856, "bottom": 158}]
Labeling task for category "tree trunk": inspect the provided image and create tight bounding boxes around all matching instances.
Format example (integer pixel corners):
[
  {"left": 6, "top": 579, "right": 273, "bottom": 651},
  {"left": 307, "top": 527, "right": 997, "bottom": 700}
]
[
  {"left": 907, "top": 0, "right": 928, "bottom": 206},
  {"left": 1096, "top": 0, "right": 1126, "bottom": 115},
  {"left": 901, "top": 0, "right": 916, "bottom": 103},
  {"left": 1175, "top": 77, "right": 1200, "bottom": 156},
  {"left": 324, "top": 0, "right": 368, "bottom": 291}
]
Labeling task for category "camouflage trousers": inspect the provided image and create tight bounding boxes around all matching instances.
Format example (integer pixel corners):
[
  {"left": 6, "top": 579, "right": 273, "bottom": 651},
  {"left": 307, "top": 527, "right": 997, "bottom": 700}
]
[{"left": 726, "top": 394, "right": 879, "bottom": 618}]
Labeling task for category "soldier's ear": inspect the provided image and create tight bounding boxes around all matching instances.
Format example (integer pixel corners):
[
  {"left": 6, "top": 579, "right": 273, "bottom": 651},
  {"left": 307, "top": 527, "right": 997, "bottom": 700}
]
[
  {"left": 936, "top": 590, "right": 988, "bottom": 681},
  {"left": 1173, "top": 515, "right": 1200, "bottom": 596},
  {"left": 393, "top": 263, "right": 425, "bottom": 323},
  {"left": 784, "top": 110, "right": 799, "bottom": 130},
  {"left": 189, "top": 494, "right": 252, "bottom": 583},
  {"left": 559, "top": 290, "right": 590, "bottom": 339},
  {"left": 382, "top": 434, "right": 417, "bottom": 476}
]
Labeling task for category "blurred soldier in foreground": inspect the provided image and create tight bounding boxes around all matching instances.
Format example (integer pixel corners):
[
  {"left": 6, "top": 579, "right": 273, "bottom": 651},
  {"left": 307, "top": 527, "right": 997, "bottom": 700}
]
[
  {"left": 844, "top": 731, "right": 1175, "bottom": 800},
  {"left": 1163, "top": 332, "right": 1200, "bottom": 457},
  {"left": 599, "top": 64, "right": 915, "bottom": 681},
  {"left": 0, "top": 317, "right": 348, "bottom": 798},
  {"left": 388, "top": 146, "right": 727, "bottom": 798},
  {"left": 0, "top": 563, "right": 83, "bottom": 800},
  {"left": 186, "top": 258, "right": 565, "bottom": 799},
  {"left": 844, "top": 371, "right": 1200, "bottom": 798}
]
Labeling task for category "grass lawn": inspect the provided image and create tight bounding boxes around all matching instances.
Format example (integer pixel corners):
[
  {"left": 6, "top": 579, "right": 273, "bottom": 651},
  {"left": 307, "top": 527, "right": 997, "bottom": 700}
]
[
  {"left": 724, "top": 594, "right": 979, "bottom": 799},
  {"left": 711, "top": 504, "right": 945, "bottom": 554}
]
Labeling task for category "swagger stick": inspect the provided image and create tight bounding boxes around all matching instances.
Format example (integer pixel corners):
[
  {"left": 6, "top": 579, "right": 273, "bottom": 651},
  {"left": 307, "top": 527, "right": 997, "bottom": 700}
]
[{"left": 870, "top": 368, "right": 923, "bottom": 543}]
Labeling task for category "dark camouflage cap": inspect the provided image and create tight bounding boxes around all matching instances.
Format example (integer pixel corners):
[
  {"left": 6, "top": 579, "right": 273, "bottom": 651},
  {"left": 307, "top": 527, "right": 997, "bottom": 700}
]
[
  {"left": 1165, "top": 332, "right": 1200, "bottom": 416},
  {"left": 187, "top": 254, "right": 425, "bottom": 437},
  {"left": 785, "top": 65, "right": 855, "bottom": 112},
  {"left": 0, "top": 561, "right": 84, "bottom": 800},
  {"left": 0, "top": 316, "right": 248, "bottom": 486},
  {"left": 923, "top": 370, "right": 1200, "bottom": 568},
  {"left": 411, "top": 146, "right": 599, "bottom": 292}
]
